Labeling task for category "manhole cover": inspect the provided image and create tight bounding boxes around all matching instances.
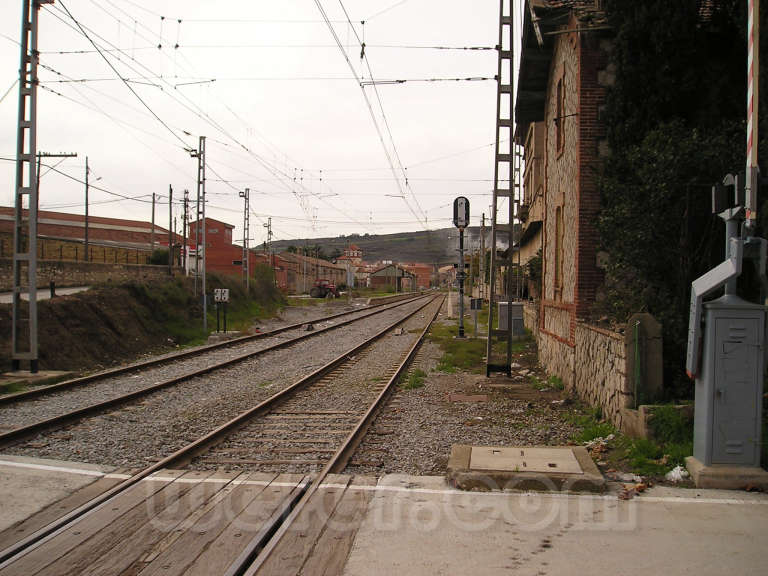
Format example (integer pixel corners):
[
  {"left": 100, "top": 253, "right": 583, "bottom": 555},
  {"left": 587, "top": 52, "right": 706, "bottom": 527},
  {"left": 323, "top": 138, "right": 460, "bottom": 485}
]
[{"left": 469, "top": 447, "right": 583, "bottom": 474}]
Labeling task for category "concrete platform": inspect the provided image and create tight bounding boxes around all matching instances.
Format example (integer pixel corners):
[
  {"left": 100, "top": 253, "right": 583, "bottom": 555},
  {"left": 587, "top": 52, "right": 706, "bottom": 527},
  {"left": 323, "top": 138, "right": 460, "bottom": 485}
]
[
  {"left": 0, "top": 455, "right": 126, "bottom": 534},
  {"left": 686, "top": 456, "right": 768, "bottom": 490},
  {"left": 447, "top": 445, "right": 605, "bottom": 493},
  {"left": 2, "top": 461, "right": 768, "bottom": 575},
  {"left": 342, "top": 474, "right": 768, "bottom": 576}
]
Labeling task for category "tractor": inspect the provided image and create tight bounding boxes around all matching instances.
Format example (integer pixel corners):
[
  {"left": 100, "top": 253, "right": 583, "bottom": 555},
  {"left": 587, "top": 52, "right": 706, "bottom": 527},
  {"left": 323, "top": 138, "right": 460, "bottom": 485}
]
[{"left": 309, "top": 278, "right": 339, "bottom": 298}]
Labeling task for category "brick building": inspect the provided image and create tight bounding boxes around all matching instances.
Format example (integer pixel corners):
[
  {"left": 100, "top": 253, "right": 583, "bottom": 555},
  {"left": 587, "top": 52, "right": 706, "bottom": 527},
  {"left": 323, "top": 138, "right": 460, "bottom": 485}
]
[
  {"left": 516, "top": 0, "right": 610, "bottom": 382},
  {"left": 188, "top": 218, "right": 248, "bottom": 277},
  {"left": 401, "top": 262, "right": 434, "bottom": 290},
  {"left": 275, "top": 252, "right": 347, "bottom": 294},
  {"left": 0, "top": 206, "right": 180, "bottom": 264},
  {"left": 370, "top": 264, "right": 416, "bottom": 292}
]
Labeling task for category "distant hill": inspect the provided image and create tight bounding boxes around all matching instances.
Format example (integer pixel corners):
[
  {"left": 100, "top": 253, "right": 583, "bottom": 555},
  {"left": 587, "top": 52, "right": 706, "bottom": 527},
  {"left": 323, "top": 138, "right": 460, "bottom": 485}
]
[{"left": 270, "top": 227, "right": 509, "bottom": 266}]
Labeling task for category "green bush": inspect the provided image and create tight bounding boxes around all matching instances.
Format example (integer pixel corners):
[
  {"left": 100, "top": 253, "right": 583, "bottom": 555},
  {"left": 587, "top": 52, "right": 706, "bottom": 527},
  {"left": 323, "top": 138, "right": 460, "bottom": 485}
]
[
  {"left": 149, "top": 249, "right": 169, "bottom": 265},
  {"left": 598, "top": 0, "right": 768, "bottom": 396}
]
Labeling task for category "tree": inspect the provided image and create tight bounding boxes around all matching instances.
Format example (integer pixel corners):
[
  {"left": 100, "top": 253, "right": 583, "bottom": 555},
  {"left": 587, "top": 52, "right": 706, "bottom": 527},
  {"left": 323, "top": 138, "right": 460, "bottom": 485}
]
[{"left": 598, "top": 0, "right": 768, "bottom": 395}]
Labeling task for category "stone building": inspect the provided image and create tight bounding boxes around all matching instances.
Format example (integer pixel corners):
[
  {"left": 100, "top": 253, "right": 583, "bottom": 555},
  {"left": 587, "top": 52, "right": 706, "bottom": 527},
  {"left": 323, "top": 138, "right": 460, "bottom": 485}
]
[{"left": 517, "top": 0, "right": 611, "bottom": 384}]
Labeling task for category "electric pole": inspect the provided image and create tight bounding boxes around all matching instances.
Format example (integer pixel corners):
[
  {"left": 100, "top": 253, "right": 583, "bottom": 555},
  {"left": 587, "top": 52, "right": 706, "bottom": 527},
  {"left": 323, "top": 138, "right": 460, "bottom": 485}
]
[
  {"left": 480, "top": 212, "right": 486, "bottom": 300},
  {"left": 190, "top": 136, "right": 207, "bottom": 333},
  {"left": 150, "top": 192, "right": 156, "bottom": 254},
  {"left": 239, "top": 187, "right": 250, "bottom": 290},
  {"left": 12, "top": 0, "right": 54, "bottom": 373},
  {"left": 85, "top": 157, "right": 89, "bottom": 261},
  {"left": 182, "top": 189, "right": 189, "bottom": 273},
  {"left": 168, "top": 184, "right": 173, "bottom": 277}
]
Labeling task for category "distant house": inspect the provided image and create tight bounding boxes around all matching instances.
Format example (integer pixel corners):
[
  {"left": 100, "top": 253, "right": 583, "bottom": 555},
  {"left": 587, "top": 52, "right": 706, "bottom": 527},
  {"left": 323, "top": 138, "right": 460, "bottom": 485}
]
[
  {"left": 276, "top": 252, "right": 346, "bottom": 294},
  {"left": 370, "top": 263, "right": 416, "bottom": 292},
  {"left": 187, "top": 218, "right": 259, "bottom": 278},
  {"left": 335, "top": 243, "right": 364, "bottom": 287},
  {"left": 335, "top": 243, "right": 363, "bottom": 265},
  {"left": 401, "top": 262, "right": 434, "bottom": 290}
]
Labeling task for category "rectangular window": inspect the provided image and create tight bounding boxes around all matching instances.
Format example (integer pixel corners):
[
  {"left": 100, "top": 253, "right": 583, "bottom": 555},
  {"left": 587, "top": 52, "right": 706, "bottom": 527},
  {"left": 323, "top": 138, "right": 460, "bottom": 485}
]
[
  {"left": 556, "top": 75, "right": 565, "bottom": 153},
  {"left": 554, "top": 206, "right": 564, "bottom": 297},
  {"left": 232, "top": 260, "right": 243, "bottom": 266},
  {"left": 208, "top": 228, "right": 218, "bottom": 234}
]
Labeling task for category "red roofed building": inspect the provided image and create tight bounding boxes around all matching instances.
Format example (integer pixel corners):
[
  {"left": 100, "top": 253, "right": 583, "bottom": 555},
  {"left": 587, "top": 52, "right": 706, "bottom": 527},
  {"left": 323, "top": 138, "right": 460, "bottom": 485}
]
[
  {"left": 0, "top": 206, "right": 179, "bottom": 249},
  {"left": 187, "top": 218, "right": 262, "bottom": 278},
  {"left": 401, "top": 262, "right": 434, "bottom": 290}
]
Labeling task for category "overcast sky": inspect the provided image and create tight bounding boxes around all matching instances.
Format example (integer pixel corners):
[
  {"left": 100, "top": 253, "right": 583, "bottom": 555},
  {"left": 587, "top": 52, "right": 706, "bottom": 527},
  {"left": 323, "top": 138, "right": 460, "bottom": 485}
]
[{"left": 1, "top": 1, "right": 519, "bottom": 246}]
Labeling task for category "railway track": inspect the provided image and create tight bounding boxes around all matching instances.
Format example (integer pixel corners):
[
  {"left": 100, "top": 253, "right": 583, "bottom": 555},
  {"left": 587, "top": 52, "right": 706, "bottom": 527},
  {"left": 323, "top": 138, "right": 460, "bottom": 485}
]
[
  {"left": 0, "top": 294, "right": 445, "bottom": 575},
  {"left": 0, "top": 293, "right": 431, "bottom": 448}
]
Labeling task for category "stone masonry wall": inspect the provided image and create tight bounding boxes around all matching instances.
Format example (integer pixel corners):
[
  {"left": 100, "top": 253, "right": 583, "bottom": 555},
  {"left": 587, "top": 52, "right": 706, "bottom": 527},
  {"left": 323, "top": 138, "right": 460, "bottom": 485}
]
[
  {"left": 573, "top": 323, "right": 631, "bottom": 429},
  {"left": 523, "top": 303, "right": 539, "bottom": 340},
  {"left": 0, "top": 259, "right": 172, "bottom": 291},
  {"left": 525, "top": 301, "right": 630, "bottom": 429},
  {"left": 543, "top": 26, "right": 580, "bottom": 304}
]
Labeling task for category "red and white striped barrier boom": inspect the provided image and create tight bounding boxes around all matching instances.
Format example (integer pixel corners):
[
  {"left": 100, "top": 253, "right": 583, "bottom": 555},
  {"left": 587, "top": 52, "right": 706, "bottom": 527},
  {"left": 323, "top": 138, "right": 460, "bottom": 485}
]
[{"left": 747, "top": 0, "right": 760, "bottom": 227}]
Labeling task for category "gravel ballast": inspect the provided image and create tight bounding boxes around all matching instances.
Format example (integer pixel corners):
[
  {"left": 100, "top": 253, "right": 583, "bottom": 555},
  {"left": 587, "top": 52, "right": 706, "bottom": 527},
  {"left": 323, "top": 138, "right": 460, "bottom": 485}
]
[
  {"left": 3, "top": 297, "right": 436, "bottom": 468},
  {"left": 0, "top": 296, "right": 424, "bottom": 431},
  {"left": 345, "top": 299, "right": 584, "bottom": 476}
]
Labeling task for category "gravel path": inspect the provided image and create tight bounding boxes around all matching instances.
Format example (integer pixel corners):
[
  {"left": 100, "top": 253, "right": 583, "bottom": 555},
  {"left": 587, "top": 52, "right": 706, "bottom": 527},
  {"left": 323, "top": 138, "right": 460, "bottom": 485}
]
[
  {"left": 2, "top": 296, "right": 437, "bottom": 468},
  {"left": 188, "top": 297, "right": 444, "bottom": 474},
  {"left": 0, "top": 296, "right": 424, "bottom": 431},
  {"left": 345, "top": 299, "right": 582, "bottom": 476}
]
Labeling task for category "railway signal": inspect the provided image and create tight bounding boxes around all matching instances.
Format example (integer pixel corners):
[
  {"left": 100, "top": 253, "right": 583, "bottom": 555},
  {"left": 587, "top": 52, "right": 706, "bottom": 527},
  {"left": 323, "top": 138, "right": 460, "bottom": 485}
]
[{"left": 453, "top": 196, "right": 470, "bottom": 338}]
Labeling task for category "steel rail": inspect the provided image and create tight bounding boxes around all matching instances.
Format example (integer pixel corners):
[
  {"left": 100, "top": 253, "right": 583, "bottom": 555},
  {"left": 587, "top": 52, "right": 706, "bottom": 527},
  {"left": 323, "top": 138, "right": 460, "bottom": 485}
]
[
  {"left": 0, "top": 294, "right": 441, "bottom": 569},
  {"left": 234, "top": 294, "right": 445, "bottom": 576},
  {"left": 0, "top": 293, "right": 432, "bottom": 448},
  {"left": 0, "top": 292, "right": 425, "bottom": 406}
]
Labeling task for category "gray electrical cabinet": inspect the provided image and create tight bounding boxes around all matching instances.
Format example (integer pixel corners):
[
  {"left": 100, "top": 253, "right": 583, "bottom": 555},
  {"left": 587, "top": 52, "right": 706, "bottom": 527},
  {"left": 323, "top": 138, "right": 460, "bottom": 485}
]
[
  {"left": 693, "top": 294, "right": 765, "bottom": 467},
  {"left": 498, "top": 302, "right": 525, "bottom": 336}
]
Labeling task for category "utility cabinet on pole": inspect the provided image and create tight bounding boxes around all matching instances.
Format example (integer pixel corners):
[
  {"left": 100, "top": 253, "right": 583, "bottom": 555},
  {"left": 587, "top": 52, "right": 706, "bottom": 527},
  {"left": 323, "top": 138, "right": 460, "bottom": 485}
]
[{"left": 685, "top": 0, "right": 768, "bottom": 487}]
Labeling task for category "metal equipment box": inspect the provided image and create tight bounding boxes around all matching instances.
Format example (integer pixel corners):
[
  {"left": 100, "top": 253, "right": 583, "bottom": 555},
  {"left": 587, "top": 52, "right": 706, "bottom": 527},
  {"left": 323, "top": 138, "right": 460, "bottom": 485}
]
[
  {"left": 498, "top": 301, "right": 525, "bottom": 336},
  {"left": 693, "top": 294, "right": 765, "bottom": 467}
]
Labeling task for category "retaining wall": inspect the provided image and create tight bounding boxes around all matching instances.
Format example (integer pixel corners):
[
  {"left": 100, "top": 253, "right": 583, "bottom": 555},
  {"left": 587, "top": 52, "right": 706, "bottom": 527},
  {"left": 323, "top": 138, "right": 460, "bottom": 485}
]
[
  {"left": 0, "top": 259, "right": 172, "bottom": 291},
  {"left": 524, "top": 303, "right": 632, "bottom": 430}
]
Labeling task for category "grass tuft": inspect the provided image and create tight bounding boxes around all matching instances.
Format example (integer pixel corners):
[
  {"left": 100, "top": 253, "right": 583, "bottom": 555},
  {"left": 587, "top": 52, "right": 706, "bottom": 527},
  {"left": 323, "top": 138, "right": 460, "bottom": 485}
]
[
  {"left": 402, "top": 369, "right": 427, "bottom": 390},
  {"left": 428, "top": 322, "right": 488, "bottom": 373}
]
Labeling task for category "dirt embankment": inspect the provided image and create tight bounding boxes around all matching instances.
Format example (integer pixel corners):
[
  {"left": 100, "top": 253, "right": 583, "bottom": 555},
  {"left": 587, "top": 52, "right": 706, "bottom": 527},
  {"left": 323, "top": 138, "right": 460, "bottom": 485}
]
[
  {"left": 0, "top": 276, "right": 271, "bottom": 373},
  {"left": 0, "top": 280, "right": 205, "bottom": 373}
]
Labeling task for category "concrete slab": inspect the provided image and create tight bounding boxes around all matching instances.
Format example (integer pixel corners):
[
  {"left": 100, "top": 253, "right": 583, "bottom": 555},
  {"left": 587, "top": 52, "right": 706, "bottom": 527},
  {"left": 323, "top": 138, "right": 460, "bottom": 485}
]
[
  {"left": 0, "top": 371, "right": 74, "bottom": 395},
  {"left": 341, "top": 474, "right": 768, "bottom": 576},
  {"left": 0, "top": 286, "right": 89, "bottom": 304},
  {"left": 686, "top": 456, "right": 768, "bottom": 490},
  {"left": 0, "top": 455, "right": 124, "bottom": 532},
  {"left": 470, "top": 446, "right": 583, "bottom": 475},
  {"left": 447, "top": 445, "right": 605, "bottom": 493}
]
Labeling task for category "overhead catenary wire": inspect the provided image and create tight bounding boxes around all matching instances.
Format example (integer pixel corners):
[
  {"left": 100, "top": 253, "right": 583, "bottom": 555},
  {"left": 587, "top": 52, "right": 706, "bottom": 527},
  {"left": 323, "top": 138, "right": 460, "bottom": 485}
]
[
  {"left": 83, "top": 0, "right": 379, "bottom": 234},
  {"left": 43, "top": 3, "right": 360, "bottom": 233},
  {"left": 336, "top": 0, "right": 429, "bottom": 227},
  {"left": 313, "top": 0, "right": 427, "bottom": 229},
  {"left": 57, "top": 0, "right": 193, "bottom": 151},
  {"left": 3, "top": 0, "right": 499, "bottom": 240}
]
